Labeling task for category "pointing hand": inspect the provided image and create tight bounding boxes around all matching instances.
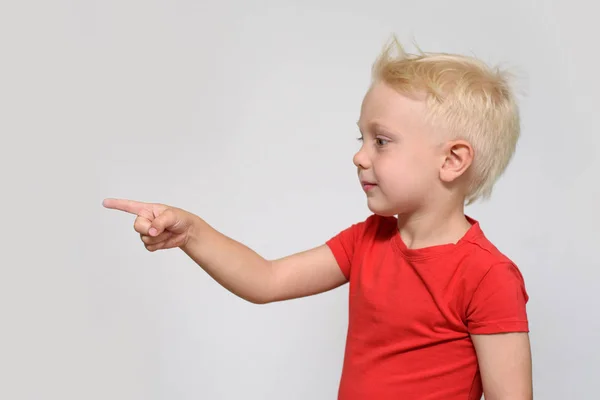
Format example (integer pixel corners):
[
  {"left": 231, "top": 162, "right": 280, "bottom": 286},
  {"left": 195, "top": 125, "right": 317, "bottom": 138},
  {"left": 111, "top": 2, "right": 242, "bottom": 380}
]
[{"left": 103, "top": 198, "right": 197, "bottom": 251}]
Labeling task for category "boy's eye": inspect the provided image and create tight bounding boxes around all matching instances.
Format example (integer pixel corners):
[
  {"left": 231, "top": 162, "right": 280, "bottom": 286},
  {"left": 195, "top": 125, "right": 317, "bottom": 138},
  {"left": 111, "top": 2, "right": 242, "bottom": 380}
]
[
  {"left": 376, "top": 138, "right": 389, "bottom": 146},
  {"left": 355, "top": 136, "right": 389, "bottom": 146}
]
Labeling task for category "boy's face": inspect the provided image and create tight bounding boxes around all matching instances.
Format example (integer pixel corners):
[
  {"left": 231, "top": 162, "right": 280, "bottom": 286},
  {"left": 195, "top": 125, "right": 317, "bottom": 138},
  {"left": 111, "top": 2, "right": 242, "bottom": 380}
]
[{"left": 354, "top": 81, "right": 444, "bottom": 216}]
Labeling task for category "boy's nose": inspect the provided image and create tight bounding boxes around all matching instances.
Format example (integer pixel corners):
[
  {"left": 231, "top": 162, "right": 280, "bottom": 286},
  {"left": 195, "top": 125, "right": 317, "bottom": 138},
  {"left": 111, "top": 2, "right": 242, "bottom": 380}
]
[{"left": 353, "top": 148, "right": 371, "bottom": 170}]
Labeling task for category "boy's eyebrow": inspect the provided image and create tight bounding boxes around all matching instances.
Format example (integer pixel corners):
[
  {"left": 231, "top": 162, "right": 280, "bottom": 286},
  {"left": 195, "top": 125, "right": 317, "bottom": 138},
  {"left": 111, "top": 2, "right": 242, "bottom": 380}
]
[{"left": 358, "top": 120, "right": 397, "bottom": 136}]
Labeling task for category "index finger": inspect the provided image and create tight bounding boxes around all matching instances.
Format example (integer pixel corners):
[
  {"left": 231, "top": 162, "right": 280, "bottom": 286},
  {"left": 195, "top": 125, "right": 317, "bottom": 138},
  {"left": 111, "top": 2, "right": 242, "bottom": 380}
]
[{"left": 102, "top": 198, "right": 148, "bottom": 215}]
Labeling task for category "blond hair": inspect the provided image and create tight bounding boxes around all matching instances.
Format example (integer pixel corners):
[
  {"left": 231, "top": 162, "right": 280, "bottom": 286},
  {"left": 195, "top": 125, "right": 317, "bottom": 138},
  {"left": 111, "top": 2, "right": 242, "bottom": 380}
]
[{"left": 372, "top": 36, "right": 521, "bottom": 204}]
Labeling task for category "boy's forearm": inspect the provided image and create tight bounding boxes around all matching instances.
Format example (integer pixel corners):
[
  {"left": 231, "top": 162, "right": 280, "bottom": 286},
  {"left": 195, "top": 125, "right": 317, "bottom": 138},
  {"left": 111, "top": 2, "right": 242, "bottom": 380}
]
[{"left": 180, "top": 215, "right": 273, "bottom": 304}]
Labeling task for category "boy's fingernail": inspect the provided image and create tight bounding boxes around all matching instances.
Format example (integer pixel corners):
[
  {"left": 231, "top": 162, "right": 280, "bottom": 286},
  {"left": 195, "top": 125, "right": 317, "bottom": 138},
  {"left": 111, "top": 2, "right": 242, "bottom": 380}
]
[{"left": 149, "top": 228, "right": 158, "bottom": 236}]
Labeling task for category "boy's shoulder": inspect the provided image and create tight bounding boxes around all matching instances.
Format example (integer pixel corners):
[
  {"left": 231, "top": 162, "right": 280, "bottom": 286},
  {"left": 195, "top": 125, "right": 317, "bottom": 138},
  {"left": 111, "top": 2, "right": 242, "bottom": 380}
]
[{"left": 456, "top": 216, "right": 523, "bottom": 282}]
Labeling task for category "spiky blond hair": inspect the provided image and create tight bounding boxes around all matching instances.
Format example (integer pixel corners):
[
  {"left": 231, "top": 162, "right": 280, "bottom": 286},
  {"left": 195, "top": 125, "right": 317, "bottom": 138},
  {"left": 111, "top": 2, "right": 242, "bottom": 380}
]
[{"left": 372, "top": 36, "right": 521, "bottom": 204}]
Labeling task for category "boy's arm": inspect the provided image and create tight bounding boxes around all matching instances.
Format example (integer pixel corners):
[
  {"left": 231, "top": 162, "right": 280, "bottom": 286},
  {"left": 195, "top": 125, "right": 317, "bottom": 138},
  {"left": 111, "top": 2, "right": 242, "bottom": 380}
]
[
  {"left": 182, "top": 214, "right": 347, "bottom": 304},
  {"left": 268, "top": 245, "right": 348, "bottom": 302},
  {"left": 465, "top": 262, "right": 532, "bottom": 399},
  {"left": 103, "top": 198, "right": 348, "bottom": 305},
  {"left": 471, "top": 332, "right": 533, "bottom": 400}
]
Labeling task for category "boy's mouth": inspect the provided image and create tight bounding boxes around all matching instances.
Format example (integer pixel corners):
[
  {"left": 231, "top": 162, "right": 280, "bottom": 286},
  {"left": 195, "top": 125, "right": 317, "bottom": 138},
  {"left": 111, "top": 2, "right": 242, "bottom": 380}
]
[{"left": 361, "top": 181, "right": 377, "bottom": 191}]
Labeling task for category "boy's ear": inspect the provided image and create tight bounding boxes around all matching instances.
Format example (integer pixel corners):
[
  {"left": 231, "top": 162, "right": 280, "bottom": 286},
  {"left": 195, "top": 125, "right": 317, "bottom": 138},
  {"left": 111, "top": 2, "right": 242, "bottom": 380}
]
[{"left": 439, "top": 140, "right": 474, "bottom": 183}]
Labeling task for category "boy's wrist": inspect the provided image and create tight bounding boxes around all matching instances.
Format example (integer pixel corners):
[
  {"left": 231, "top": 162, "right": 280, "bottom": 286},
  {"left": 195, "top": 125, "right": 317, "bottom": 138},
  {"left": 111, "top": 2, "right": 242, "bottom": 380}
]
[{"left": 182, "top": 213, "right": 207, "bottom": 251}]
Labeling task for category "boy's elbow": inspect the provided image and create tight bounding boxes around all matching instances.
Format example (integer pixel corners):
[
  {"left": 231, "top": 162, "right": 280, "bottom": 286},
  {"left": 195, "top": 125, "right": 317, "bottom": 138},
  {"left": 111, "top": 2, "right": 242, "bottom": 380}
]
[
  {"left": 236, "top": 287, "right": 273, "bottom": 305},
  {"left": 246, "top": 295, "right": 272, "bottom": 305},
  {"left": 245, "top": 266, "right": 276, "bottom": 305},
  {"left": 231, "top": 260, "right": 277, "bottom": 305}
]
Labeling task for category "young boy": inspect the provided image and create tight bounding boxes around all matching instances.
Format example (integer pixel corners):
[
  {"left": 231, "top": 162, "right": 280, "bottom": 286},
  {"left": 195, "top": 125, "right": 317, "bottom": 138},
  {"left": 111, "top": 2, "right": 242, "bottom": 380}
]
[{"left": 103, "top": 37, "right": 532, "bottom": 399}]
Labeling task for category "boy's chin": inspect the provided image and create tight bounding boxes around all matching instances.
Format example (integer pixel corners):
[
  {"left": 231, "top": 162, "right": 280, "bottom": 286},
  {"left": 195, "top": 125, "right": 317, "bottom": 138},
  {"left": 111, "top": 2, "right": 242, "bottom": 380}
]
[{"left": 366, "top": 199, "right": 401, "bottom": 217}]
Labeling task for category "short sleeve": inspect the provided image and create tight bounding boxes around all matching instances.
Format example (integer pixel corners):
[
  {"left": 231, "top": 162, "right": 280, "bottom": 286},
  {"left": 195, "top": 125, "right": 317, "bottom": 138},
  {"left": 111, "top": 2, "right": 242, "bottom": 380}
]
[
  {"left": 325, "top": 218, "right": 370, "bottom": 280},
  {"left": 466, "top": 262, "right": 529, "bottom": 334}
]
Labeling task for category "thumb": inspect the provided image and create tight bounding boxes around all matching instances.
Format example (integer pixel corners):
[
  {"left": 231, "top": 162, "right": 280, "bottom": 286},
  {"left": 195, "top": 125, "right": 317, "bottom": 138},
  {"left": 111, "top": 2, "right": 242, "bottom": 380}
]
[{"left": 148, "top": 208, "right": 178, "bottom": 236}]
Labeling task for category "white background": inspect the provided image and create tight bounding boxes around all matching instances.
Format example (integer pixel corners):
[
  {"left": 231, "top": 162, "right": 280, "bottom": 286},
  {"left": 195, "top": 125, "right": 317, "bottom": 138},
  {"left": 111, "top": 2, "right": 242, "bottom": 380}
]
[{"left": 1, "top": 1, "right": 598, "bottom": 399}]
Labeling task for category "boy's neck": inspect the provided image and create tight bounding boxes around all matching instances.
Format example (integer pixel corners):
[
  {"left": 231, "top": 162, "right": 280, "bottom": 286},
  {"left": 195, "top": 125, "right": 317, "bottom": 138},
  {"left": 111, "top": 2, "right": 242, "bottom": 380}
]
[{"left": 396, "top": 204, "right": 472, "bottom": 250}]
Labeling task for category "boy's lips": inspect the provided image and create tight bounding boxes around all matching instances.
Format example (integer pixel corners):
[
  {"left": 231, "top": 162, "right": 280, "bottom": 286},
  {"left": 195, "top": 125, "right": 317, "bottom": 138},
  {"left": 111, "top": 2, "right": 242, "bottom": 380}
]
[{"left": 361, "top": 180, "right": 377, "bottom": 191}]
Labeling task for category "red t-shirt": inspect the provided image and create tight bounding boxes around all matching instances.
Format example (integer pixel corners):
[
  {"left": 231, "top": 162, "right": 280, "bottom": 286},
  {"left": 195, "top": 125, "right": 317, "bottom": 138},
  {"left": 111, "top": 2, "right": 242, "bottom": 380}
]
[{"left": 326, "top": 214, "right": 529, "bottom": 400}]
